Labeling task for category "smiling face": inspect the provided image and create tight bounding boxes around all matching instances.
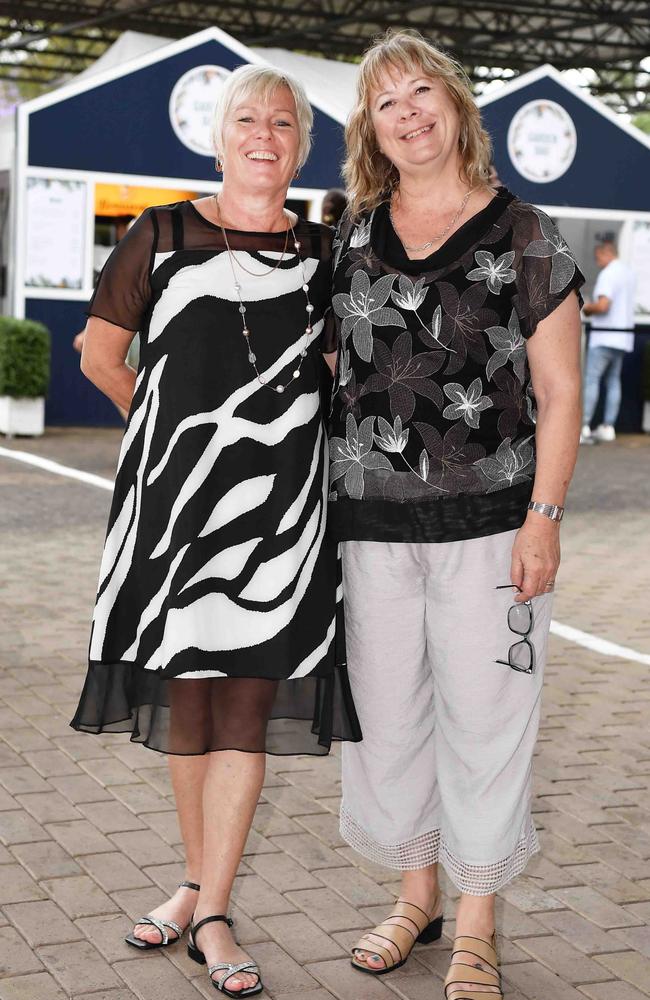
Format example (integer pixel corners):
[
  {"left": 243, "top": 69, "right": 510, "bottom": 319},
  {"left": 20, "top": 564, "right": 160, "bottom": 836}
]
[
  {"left": 221, "top": 84, "right": 300, "bottom": 194},
  {"left": 369, "top": 68, "right": 462, "bottom": 178}
]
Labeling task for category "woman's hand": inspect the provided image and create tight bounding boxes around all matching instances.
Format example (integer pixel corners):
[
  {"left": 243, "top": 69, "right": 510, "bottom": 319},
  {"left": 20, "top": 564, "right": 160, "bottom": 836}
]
[{"left": 510, "top": 516, "right": 560, "bottom": 602}]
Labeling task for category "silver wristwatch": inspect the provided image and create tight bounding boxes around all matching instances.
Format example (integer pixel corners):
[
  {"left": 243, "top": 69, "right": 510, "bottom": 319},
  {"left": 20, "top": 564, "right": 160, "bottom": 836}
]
[{"left": 527, "top": 500, "right": 564, "bottom": 522}]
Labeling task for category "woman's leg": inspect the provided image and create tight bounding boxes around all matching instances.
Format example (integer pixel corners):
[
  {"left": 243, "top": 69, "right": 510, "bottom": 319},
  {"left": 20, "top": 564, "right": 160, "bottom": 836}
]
[
  {"left": 132, "top": 753, "right": 207, "bottom": 942},
  {"left": 425, "top": 530, "right": 553, "bottom": 993},
  {"left": 339, "top": 541, "right": 442, "bottom": 971},
  {"left": 602, "top": 347, "right": 625, "bottom": 427},
  {"left": 582, "top": 344, "right": 609, "bottom": 426},
  {"left": 191, "top": 678, "right": 277, "bottom": 993},
  {"left": 133, "top": 677, "right": 211, "bottom": 943},
  {"left": 192, "top": 749, "right": 266, "bottom": 991}
]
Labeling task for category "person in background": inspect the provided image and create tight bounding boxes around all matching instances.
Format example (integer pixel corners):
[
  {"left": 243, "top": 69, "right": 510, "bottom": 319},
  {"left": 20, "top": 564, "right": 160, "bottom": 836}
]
[
  {"left": 321, "top": 187, "right": 347, "bottom": 227},
  {"left": 580, "top": 240, "right": 636, "bottom": 444}
]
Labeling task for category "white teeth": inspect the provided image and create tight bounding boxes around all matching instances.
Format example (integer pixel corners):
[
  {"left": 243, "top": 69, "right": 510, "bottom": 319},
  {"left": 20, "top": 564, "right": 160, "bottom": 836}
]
[
  {"left": 246, "top": 151, "right": 277, "bottom": 161},
  {"left": 404, "top": 125, "right": 432, "bottom": 140}
]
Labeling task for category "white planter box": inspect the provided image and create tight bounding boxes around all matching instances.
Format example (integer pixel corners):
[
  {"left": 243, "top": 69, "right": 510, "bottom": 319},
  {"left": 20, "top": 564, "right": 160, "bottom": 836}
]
[
  {"left": 0, "top": 396, "right": 45, "bottom": 436},
  {"left": 643, "top": 400, "right": 650, "bottom": 434}
]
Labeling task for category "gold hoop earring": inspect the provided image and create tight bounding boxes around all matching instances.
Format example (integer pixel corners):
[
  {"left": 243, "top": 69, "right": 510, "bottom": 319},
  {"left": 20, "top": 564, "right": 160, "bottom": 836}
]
[
  {"left": 215, "top": 157, "right": 223, "bottom": 173},
  {"left": 294, "top": 168, "right": 300, "bottom": 180}
]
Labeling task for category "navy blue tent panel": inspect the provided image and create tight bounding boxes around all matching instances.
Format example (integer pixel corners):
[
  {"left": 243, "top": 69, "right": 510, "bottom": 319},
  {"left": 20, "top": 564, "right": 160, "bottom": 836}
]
[
  {"left": 28, "top": 39, "right": 344, "bottom": 190},
  {"left": 26, "top": 299, "right": 123, "bottom": 426},
  {"left": 482, "top": 77, "right": 650, "bottom": 213}
]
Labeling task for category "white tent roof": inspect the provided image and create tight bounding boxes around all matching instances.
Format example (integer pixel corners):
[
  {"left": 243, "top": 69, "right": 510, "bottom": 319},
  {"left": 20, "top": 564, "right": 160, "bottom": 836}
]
[{"left": 74, "top": 30, "right": 359, "bottom": 123}]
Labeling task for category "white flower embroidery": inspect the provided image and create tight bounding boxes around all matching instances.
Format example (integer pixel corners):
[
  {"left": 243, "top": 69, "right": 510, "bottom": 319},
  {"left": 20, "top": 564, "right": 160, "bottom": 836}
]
[
  {"left": 330, "top": 414, "right": 393, "bottom": 499},
  {"left": 475, "top": 436, "right": 534, "bottom": 492},
  {"left": 338, "top": 346, "right": 352, "bottom": 388},
  {"left": 485, "top": 309, "right": 526, "bottom": 382},
  {"left": 349, "top": 219, "right": 372, "bottom": 248},
  {"left": 442, "top": 377, "right": 493, "bottom": 429},
  {"left": 374, "top": 415, "right": 409, "bottom": 454},
  {"left": 332, "top": 270, "right": 405, "bottom": 362},
  {"left": 523, "top": 211, "right": 577, "bottom": 294},
  {"left": 391, "top": 275, "right": 427, "bottom": 311},
  {"left": 467, "top": 250, "right": 516, "bottom": 294}
]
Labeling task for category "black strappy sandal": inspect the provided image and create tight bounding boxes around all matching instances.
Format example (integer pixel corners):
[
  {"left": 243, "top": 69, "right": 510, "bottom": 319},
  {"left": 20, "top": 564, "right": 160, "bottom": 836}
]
[
  {"left": 188, "top": 914, "right": 263, "bottom": 997},
  {"left": 125, "top": 880, "right": 200, "bottom": 950}
]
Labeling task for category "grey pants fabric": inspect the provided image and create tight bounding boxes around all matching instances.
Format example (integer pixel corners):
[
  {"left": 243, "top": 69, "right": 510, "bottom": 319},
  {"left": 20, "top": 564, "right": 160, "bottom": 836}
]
[{"left": 340, "top": 530, "right": 553, "bottom": 896}]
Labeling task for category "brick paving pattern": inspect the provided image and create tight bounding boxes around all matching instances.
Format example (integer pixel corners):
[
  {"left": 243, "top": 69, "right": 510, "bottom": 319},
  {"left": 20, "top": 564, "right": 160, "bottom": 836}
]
[{"left": 0, "top": 427, "right": 649, "bottom": 999}]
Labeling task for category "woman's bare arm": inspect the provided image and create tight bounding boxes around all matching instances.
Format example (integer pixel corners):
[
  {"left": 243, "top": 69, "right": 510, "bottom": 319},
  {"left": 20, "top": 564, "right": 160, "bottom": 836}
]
[
  {"left": 80, "top": 316, "right": 138, "bottom": 420},
  {"left": 510, "top": 293, "right": 582, "bottom": 601}
]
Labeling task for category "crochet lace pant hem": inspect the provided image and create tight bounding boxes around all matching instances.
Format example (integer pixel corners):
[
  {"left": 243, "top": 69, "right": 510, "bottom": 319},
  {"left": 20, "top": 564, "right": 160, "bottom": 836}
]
[{"left": 340, "top": 805, "right": 540, "bottom": 896}]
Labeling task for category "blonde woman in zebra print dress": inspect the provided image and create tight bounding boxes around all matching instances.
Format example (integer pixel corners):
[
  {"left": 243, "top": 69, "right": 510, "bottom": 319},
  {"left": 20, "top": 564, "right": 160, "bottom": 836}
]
[{"left": 71, "top": 65, "right": 360, "bottom": 997}]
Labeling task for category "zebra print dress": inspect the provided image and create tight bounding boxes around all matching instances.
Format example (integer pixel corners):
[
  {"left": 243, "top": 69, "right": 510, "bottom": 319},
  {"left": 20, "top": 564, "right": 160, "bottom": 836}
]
[{"left": 71, "top": 201, "right": 361, "bottom": 756}]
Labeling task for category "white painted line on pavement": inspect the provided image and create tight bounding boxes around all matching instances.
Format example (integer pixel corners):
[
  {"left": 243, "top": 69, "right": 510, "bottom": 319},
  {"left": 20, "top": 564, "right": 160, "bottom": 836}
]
[
  {"left": 0, "top": 445, "right": 114, "bottom": 491},
  {"left": 3, "top": 444, "right": 649, "bottom": 664},
  {"left": 550, "top": 620, "right": 650, "bottom": 665}
]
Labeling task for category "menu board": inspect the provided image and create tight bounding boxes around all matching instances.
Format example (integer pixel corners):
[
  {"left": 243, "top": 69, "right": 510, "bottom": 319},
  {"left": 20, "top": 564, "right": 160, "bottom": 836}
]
[
  {"left": 630, "top": 220, "right": 650, "bottom": 319},
  {"left": 24, "top": 177, "right": 87, "bottom": 289}
]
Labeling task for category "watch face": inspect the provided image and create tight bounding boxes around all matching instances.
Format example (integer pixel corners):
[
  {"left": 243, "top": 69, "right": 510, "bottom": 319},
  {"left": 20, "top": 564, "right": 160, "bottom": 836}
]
[
  {"left": 507, "top": 100, "right": 577, "bottom": 184},
  {"left": 169, "top": 65, "right": 231, "bottom": 156}
]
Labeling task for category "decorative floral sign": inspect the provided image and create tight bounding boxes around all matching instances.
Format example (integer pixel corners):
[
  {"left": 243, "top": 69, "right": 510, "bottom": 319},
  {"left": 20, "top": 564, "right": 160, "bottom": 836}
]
[{"left": 507, "top": 100, "right": 577, "bottom": 183}]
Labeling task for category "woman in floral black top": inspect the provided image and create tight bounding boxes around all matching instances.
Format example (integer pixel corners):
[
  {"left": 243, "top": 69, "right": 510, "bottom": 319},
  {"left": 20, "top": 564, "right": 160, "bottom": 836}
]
[{"left": 327, "top": 30, "right": 583, "bottom": 997}]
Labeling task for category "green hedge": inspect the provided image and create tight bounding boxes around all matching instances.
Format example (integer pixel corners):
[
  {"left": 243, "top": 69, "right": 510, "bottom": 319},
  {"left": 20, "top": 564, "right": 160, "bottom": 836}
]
[{"left": 0, "top": 317, "right": 51, "bottom": 398}]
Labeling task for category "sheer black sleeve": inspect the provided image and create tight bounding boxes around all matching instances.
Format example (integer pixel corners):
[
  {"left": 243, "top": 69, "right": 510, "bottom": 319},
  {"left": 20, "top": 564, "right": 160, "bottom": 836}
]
[
  {"left": 511, "top": 205, "right": 585, "bottom": 339},
  {"left": 86, "top": 208, "right": 156, "bottom": 332}
]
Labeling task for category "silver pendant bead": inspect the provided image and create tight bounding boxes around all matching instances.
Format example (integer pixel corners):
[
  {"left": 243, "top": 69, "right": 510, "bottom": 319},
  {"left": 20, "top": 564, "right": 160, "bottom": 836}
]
[
  {"left": 276, "top": 385, "right": 285, "bottom": 394},
  {"left": 306, "top": 304, "right": 314, "bottom": 313},
  {"left": 306, "top": 326, "right": 312, "bottom": 334},
  {"left": 248, "top": 352, "right": 256, "bottom": 363},
  {"left": 239, "top": 305, "right": 246, "bottom": 314},
  {"left": 300, "top": 349, "right": 308, "bottom": 357},
  {"left": 302, "top": 283, "right": 309, "bottom": 292},
  {"left": 293, "top": 370, "right": 300, "bottom": 379}
]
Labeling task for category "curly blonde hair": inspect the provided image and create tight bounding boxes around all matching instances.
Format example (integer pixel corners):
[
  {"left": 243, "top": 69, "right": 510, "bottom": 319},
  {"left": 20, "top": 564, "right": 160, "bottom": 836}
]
[{"left": 344, "top": 29, "right": 492, "bottom": 217}]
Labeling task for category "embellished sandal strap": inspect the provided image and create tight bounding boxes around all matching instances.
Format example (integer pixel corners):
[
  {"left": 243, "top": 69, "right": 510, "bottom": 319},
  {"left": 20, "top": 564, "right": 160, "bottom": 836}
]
[
  {"left": 209, "top": 961, "right": 259, "bottom": 991},
  {"left": 134, "top": 915, "right": 183, "bottom": 945},
  {"left": 179, "top": 880, "right": 201, "bottom": 892}
]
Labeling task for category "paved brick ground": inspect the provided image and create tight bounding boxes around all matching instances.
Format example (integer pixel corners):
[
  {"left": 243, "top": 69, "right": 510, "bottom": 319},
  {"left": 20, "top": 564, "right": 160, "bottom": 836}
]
[{"left": 0, "top": 428, "right": 649, "bottom": 1000}]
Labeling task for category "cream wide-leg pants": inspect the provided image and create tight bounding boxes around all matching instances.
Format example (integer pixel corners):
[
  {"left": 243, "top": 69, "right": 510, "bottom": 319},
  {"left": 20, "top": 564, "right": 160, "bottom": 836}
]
[{"left": 340, "top": 529, "right": 553, "bottom": 896}]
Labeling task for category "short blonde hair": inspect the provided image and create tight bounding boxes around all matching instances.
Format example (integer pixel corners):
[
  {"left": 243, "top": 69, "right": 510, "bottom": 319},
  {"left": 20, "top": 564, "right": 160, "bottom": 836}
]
[
  {"left": 211, "top": 63, "right": 313, "bottom": 170},
  {"left": 344, "top": 29, "right": 492, "bottom": 217}
]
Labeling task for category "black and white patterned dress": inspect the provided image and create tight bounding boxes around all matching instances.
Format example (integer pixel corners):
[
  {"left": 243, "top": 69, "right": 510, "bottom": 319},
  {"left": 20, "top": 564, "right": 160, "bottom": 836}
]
[{"left": 71, "top": 201, "right": 361, "bottom": 756}]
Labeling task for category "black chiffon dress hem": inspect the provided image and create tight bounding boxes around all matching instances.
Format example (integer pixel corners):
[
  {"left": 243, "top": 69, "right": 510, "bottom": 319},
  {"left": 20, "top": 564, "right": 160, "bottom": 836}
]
[{"left": 71, "top": 655, "right": 361, "bottom": 757}]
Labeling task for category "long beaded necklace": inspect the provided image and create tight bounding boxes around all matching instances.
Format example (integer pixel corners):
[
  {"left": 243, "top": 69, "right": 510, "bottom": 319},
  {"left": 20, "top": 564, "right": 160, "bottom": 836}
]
[
  {"left": 389, "top": 187, "right": 475, "bottom": 252},
  {"left": 214, "top": 195, "right": 314, "bottom": 396}
]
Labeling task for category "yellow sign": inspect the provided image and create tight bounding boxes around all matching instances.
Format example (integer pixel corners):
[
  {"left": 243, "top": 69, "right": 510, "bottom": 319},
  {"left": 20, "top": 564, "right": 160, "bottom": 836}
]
[{"left": 94, "top": 183, "right": 199, "bottom": 217}]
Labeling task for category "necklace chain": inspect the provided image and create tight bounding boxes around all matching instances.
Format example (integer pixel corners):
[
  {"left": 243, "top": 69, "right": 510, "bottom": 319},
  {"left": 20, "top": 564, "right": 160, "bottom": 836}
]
[
  {"left": 389, "top": 188, "right": 475, "bottom": 252},
  {"left": 212, "top": 194, "right": 290, "bottom": 276},
  {"left": 214, "top": 194, "right": 314, "bottom": 396}
]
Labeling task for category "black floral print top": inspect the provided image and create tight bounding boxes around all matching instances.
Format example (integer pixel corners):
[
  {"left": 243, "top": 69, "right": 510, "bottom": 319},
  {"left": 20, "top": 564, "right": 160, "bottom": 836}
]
[{"left": 327, "top": 187, "right": 584, "bottom": 543}]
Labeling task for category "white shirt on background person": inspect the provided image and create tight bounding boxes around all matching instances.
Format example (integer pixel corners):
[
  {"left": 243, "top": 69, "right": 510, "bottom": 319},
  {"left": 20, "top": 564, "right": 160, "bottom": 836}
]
[{"left": 589, "top": 258, "right": 637, "bottom": 353}]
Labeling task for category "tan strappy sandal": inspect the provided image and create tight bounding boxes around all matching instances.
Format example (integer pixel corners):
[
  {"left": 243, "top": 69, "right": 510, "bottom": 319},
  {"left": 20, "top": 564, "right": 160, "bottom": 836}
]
[
  {"left": 351, "top": 898, "right": 444, "bottom": 975},
  {"left": 444, "top": 933, "right": 502, "bottom": 1000}
]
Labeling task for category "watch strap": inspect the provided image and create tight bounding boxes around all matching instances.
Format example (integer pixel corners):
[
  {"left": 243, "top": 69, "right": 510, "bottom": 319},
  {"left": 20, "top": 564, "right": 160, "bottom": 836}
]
[{"left": 527, "top": 500, "right": 564, "bottom": 522}]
